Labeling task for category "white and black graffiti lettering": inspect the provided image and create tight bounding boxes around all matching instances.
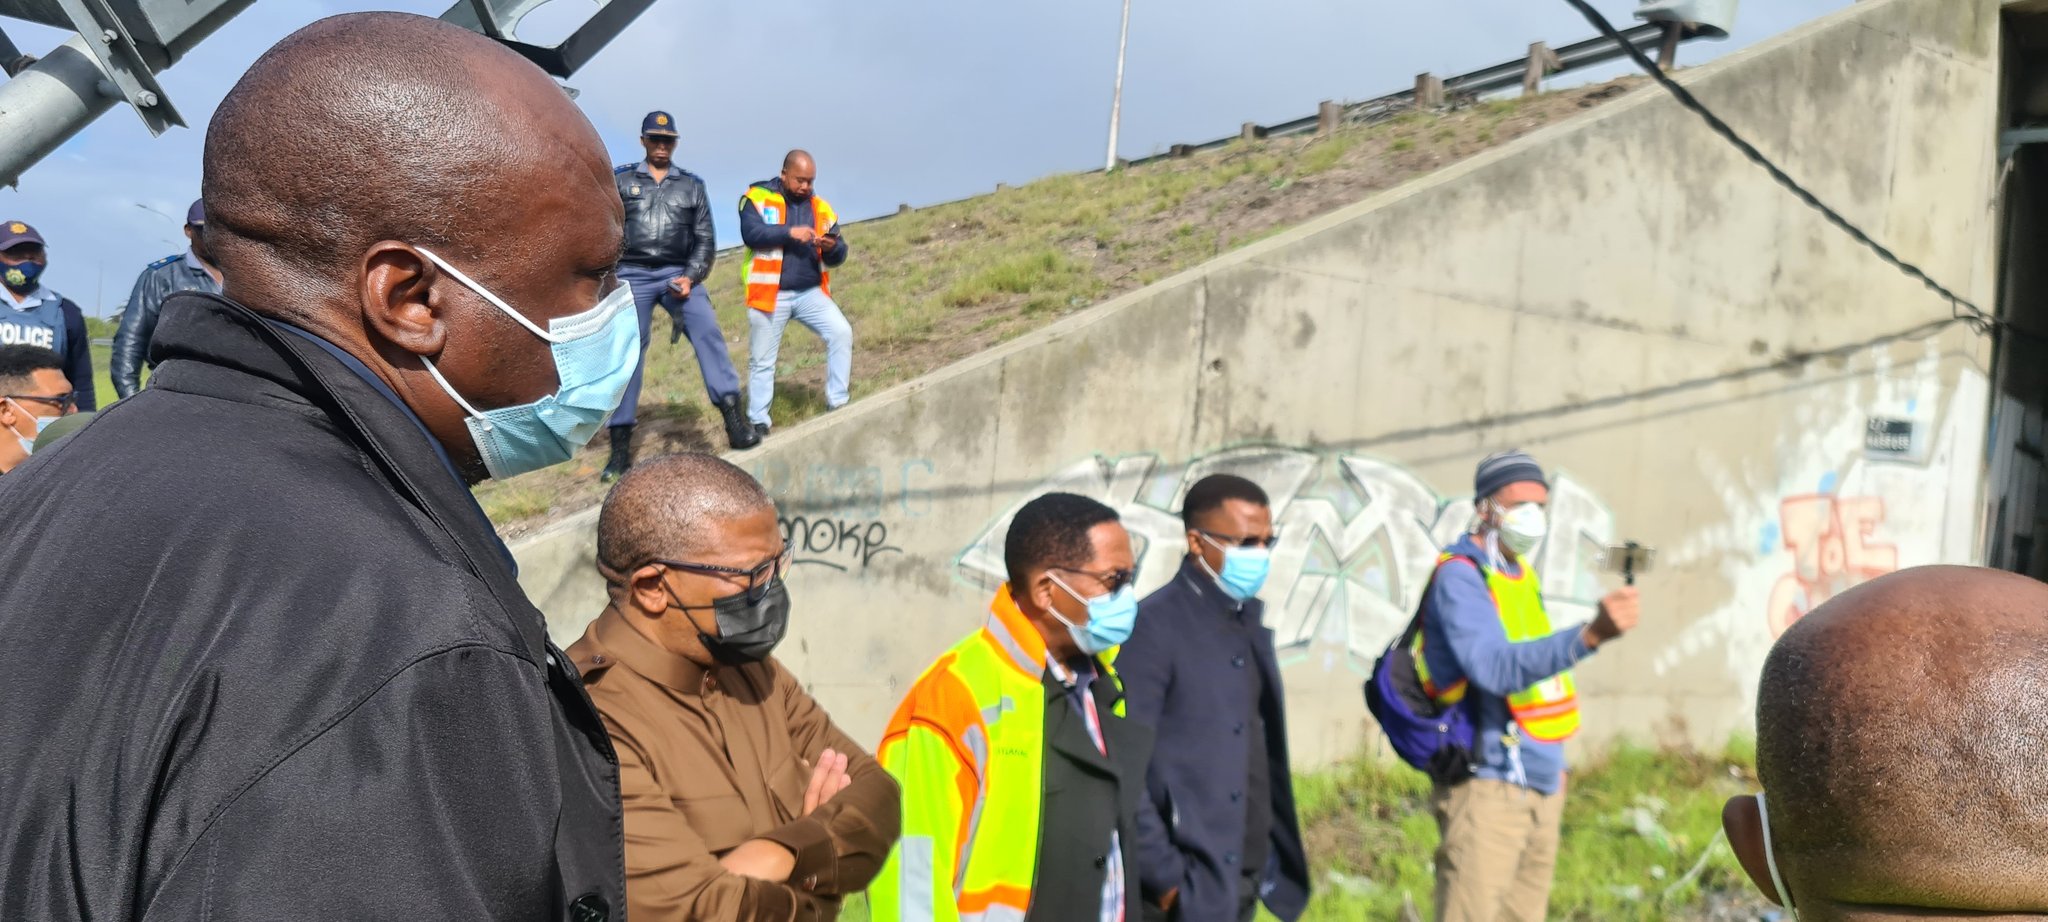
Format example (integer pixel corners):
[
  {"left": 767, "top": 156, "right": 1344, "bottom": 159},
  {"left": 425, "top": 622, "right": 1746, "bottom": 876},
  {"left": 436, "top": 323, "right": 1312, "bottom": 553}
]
[{"left": 954, "top": 447, "right": 1613, "bottom": 668}]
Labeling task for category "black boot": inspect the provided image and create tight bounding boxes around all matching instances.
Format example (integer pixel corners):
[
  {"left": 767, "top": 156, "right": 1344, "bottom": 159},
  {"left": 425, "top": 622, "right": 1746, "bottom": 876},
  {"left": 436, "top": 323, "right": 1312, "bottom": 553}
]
[
  {"left": 601, "top": 424, "right": 634, "bottom": 482},
  {"left": 720, "top": 394, "right": 761, "bottom": 450}
]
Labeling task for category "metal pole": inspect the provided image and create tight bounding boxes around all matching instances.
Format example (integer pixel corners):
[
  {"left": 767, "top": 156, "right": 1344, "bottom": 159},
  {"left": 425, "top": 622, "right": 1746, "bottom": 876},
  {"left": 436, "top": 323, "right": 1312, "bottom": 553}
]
[
  {"left": 1104, "top": 0, "right": 1130, "bottom": 172},
  {"left": 0, "top": 37, "right": 121, "bottom": 188}
]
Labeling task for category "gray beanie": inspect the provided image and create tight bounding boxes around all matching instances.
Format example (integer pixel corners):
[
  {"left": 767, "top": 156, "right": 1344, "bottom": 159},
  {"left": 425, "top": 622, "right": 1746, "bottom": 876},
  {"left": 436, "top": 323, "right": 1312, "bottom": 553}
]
[{"left": 1474, "top": 449, "right": 1547, "bottom": 500}]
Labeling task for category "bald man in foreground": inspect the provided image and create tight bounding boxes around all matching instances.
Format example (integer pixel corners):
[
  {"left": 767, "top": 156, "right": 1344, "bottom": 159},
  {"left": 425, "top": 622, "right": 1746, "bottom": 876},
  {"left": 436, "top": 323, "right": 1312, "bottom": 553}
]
[
  {"left": 571, "top": 453, "right": 899, "bottom": 920},
  {"left": 0, "top": 14, "right": 634, "bottom": 920},
  {"left": 1723, "top": 565, "right": 2048, "bottom": 920}
]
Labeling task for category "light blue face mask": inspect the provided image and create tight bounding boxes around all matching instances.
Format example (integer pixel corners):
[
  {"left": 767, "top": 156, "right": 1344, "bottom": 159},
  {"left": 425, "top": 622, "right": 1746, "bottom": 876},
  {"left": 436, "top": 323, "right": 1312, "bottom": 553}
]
[
  {"left": 1199, "top": 532, "right": 1272, "bottom": 601},
  {"left": 6, "top": 397, "right": 54, "bottom": 456},
  {"left": 1049, "top": 574, "right": 1139, "bottom": 655},
  {"left": 414, "top": 248, "right": 640, "bottom": 480}
]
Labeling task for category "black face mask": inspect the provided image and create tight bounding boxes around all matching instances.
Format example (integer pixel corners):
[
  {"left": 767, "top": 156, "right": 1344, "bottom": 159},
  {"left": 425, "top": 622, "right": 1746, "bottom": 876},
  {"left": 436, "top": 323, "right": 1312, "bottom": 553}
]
[{"left": 684, "top": 578, "right": 791, "bottom": 664}]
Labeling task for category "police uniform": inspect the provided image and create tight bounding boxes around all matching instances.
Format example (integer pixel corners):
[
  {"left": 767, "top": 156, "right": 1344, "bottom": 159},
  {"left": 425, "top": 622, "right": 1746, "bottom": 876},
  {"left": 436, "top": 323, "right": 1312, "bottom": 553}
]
[
  {"left": 0, "top": 221, "right": 97, "bottom": 411},
  {"left": 112, "top": 208, "right": 223, "bottom": 399},
  {"left": 604, "top": 111, "right": 754, "bottom": 470}
]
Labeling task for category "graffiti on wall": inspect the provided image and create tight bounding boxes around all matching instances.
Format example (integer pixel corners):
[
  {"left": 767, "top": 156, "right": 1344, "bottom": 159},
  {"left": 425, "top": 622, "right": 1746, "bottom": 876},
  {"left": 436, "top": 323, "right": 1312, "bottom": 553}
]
[
  {"left": 1761, "top": 487, "right": 1899, "bottom": 638},
  {"left": 780, "top": 516, "right": 904, "bottom": 572},
  {"left": 953, "top": 446, "right": 1614, "bottom": 670}
]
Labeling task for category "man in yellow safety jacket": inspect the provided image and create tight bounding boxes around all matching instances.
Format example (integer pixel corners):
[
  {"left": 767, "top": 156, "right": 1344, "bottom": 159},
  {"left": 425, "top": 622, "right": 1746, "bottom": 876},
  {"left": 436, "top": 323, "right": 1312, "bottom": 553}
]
[
  {"left": 870, "top": 491, "right": 1153, "bottom": 922},
  {"left": 1412, "top": 450, "right": 1641, "bottom": 922}
]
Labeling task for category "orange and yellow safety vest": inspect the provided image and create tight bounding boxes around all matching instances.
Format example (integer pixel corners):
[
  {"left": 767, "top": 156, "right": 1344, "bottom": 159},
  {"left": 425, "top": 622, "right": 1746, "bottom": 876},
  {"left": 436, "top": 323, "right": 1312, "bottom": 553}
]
[
  {"left": 869, "top": 586, "right": 1124, "bottom": 921},
  {"left": 1411, "top": 552, "right": 1581, "bottom": 743},
  {"left": 739, "top": 184, "right": 838, "bottom": 313}
]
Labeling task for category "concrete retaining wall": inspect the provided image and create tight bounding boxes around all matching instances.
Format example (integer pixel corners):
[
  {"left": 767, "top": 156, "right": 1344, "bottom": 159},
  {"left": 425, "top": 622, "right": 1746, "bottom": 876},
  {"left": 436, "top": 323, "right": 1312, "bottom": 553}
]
[{"left": 513, "top": 0, "right": 2004, "bottom": 767}]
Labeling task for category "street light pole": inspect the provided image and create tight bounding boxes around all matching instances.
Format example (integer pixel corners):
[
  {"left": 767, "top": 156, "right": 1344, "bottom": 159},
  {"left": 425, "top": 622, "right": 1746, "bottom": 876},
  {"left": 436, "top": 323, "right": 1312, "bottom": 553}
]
[{"left": 1105, "top": 0, "right": 1131, "bottom": 172}]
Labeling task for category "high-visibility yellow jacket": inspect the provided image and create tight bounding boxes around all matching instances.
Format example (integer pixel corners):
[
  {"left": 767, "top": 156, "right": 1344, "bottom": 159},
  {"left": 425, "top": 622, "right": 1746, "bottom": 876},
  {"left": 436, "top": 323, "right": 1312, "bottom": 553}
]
[
  {"left": 868, "top": 586, "right": 1124, "bottom": 921},
  {"left": 740, "top": 184, "right": 838, "bottom": 312},
  {"left": 1412, "top": 552, "right": 1581, "bottom": 742}
]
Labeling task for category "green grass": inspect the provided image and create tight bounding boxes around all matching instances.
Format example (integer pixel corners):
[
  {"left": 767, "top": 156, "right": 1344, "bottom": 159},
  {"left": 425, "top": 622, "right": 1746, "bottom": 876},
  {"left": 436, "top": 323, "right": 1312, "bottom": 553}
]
[
  {"left": 829, "top": 740, "right": 1757, "bottom": 922},
  {"left": 1283, "top": 740, "right": 1760, "bottom": 921},
  {"left": 470, "top": 78, "right": 1645, "bottom": 529}
]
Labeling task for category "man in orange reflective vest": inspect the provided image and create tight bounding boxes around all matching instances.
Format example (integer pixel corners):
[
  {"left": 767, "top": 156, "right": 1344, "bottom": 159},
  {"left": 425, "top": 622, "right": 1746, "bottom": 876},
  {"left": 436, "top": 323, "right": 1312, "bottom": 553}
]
[
  {"left": 1414, "top": 449, "right": 1640, "bottom": 922},
  {"left": 737, "top": 150, "right": 852, "bottom": 440}
]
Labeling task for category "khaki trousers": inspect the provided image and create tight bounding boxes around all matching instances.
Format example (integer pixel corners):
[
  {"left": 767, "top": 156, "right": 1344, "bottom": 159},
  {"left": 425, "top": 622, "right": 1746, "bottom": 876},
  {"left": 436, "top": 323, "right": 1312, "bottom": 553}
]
[{"left": 1430, "top": 778, "right": 1566, "bottom": 922}]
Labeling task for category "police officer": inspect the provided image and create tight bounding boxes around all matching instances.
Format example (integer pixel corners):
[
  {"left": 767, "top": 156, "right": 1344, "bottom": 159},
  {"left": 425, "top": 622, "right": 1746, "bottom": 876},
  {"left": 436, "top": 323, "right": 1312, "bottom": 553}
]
[
  {"left": 0, "top": 221, "right": 96, "bottom": 412},
  {"left": 605, "top": 110, "right": 756, "bottom": 481},
  {"left": 111, "top": 199, "right": 224, "bottom": 399}
]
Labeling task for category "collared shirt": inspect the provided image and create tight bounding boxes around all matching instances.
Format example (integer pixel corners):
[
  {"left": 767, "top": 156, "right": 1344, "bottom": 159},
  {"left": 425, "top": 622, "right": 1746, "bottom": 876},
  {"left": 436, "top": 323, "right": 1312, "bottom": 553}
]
[
  {"left": 567, "top": 606, "right": 901, "bottom": 921},
  {"left": 1047, "top": 655, "right": 1128, "bottom": 922},
  {"left": 4, "top": 284, "right": 58, "bottom": 310},
  {"left": 264, "top": 320, "right": 515, "bottom": 575}
]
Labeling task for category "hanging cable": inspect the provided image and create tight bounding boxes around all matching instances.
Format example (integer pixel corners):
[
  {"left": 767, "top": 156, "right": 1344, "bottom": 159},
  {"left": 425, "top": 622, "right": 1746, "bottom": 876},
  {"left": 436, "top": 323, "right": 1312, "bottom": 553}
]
[{"left": 1561, "top": 0, "right": 1996, "bottom": 334}]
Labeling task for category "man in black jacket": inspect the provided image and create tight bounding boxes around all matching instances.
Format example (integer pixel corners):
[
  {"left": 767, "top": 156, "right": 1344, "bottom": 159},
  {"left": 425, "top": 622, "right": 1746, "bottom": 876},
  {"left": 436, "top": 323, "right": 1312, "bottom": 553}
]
[
  {"left": 0, "top": 13, "right": 630, "bottom": 921},
  {"left": 111, "top": 198, "right": 223, "bottom": 399},
  {"left": 1120, "top": 474, "right": 1311, "bottom": 922},
  {"left": 604, "top": 111, "right": 755, "bottom": 479}
]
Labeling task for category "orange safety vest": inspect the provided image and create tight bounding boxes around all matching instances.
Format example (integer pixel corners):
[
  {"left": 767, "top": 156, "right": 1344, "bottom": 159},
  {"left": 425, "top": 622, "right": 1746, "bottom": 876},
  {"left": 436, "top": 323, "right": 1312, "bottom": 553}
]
[
  {"left": 740, "top": 184, "right": 837, "bottom": 313},
  {"left": 1411, "top": 552, "right": 1581, "bottom": 743}
]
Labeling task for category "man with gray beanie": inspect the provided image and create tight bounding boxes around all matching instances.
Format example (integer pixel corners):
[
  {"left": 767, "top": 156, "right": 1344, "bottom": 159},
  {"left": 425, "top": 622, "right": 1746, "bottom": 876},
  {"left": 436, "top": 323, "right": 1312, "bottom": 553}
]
[{"left": 1410, "top": 449, "right": 1640, "bottom": 922}]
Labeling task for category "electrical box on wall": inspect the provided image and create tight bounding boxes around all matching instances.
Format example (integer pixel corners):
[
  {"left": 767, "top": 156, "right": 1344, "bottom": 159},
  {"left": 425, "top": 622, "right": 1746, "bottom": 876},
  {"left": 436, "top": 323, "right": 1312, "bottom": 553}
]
[{"left": 1636, "top": 0, "right": 1740, "bottom": 39}]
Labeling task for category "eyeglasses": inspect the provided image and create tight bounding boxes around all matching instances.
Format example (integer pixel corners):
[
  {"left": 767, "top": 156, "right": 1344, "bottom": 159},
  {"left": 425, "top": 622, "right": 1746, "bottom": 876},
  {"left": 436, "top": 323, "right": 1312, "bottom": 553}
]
[
  {"left": 6, "top": 392, "right": 75, "bottom": 413},
  {"left": 1197, "top": 528, "right": 1281, "bottom": 549},
  {"left": 1051, "top": 565, "right": 1140, "bottom": 595},
  {"left": 651, "top": 547, "right": 793, "bottom": 603}
]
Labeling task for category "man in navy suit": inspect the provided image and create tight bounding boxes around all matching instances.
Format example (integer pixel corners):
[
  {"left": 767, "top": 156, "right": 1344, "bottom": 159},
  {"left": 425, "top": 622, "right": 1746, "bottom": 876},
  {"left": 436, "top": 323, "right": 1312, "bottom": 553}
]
[{"left": 1119, "top": 474, "right": 1311, "bottom": 922}]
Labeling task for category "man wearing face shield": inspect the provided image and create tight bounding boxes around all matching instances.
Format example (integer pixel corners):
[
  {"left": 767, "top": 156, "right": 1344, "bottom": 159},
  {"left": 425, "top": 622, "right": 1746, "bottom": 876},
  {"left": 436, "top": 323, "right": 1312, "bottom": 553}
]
[
  {"left": 569, "top": 452, "right": 900, "bottom": 920},
  {"left": 871, "top": 492, "right": 1155, "bottom": 922},
  {"left": 1118, "top": 475, "right": 1311, "bottom": 922},
  {"left": 1414, "top": 450, "right": 1640, "bottom": 922},
  {"left": 1722, "top": 566, "right": 2048, "bottom": 921},
  {"left": 0, "top": 13, "right": 634, "bottom": 920}
]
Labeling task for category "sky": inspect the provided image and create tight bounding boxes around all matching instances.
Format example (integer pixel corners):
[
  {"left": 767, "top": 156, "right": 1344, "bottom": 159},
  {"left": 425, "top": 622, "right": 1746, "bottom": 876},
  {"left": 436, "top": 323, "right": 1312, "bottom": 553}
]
[{"left": 0, "top": 0, "right": 1851, "bottom": 316}]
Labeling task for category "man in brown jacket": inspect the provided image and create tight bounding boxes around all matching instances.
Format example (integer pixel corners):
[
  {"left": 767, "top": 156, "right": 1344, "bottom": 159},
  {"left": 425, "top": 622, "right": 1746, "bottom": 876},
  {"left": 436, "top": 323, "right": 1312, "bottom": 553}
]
[{"left": 569, "top": 452, "right": 900, "bottom": 920}]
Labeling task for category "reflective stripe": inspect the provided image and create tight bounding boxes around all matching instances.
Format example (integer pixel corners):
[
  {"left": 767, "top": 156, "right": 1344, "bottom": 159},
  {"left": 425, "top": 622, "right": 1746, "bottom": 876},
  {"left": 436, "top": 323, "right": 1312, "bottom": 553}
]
[
  {"left": 955, "top": 724, "right": 991, "bottom": 890},
  {"left": 963, "top": 908, "right": 1030, "bottom": 922},
  {"left": 747, "top": 272, "right": 782, "bottom": 285},
  {"left": 900, "top": 835, "right": 937, "bottom": 922}
]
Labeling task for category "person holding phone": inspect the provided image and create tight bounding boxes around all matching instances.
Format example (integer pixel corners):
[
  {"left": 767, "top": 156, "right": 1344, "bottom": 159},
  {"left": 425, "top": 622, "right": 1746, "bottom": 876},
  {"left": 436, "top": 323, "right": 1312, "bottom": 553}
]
[
  {"left": 1412, "top": 449, "right": 1641, "bottom": 922},
  {"left": 737, "top": 149, "right": 853, "bottom": 439}
]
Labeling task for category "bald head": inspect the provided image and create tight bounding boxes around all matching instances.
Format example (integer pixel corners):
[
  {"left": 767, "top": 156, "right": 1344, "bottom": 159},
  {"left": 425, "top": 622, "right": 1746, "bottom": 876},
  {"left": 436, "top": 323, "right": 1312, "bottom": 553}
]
[
  {"left": 780, "top": 149, "right": 816, "bottom": 200},
  {"left": 197, "top": 12, "right": 625, "bottom": 486},
  {"left": 1743, "top": 566, "right": 2048, "bottom": 914},
  {"left": 204, "top": 12, "right": 611, "bottom": 309},
  {"left": 598, "top": 452, "right": 776, "bottom": 575}
]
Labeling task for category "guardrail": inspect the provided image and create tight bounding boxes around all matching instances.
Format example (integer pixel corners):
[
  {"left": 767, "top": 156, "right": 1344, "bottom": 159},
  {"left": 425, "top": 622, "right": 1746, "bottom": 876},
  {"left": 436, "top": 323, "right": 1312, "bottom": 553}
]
[{"left": 714, "top": 20, "right": 1701, "bottom": 255}]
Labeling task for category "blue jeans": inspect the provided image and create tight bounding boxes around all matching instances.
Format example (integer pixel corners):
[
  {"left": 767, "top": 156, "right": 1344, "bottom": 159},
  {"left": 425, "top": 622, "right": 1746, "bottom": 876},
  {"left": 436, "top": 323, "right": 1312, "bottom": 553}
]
[
  {"left": 747, "top": 287, "right": 852, "bottom": 427},
  {"left": 609, "top": 264, "right": 741, "bottom": 427}
]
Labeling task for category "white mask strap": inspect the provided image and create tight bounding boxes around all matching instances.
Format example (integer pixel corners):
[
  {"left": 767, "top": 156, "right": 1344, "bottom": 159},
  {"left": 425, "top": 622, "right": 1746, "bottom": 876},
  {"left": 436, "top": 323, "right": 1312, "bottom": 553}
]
[
  {"left": 417, "top": 356, "right": 488, "bottom": 424},
  {"left": 415, "top": 245, "right": 561, "bottom": 343},
  {"left": 1756, "top": 792, "right": 1796, "bottom": 916}
]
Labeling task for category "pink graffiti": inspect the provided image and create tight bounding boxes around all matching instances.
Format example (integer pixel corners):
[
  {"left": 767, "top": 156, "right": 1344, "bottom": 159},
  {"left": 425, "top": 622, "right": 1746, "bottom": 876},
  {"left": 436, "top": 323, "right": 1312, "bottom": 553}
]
[{"left": 1766, "top": 494, "right": 1898, "bottom": 638}]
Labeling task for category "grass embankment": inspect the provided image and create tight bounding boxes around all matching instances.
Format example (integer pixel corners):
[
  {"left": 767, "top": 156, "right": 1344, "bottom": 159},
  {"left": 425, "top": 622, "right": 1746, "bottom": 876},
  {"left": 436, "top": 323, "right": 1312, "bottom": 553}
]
[
  {"left": 833, "top": 740, "right": 1765, "bottom": 922},
  {"left": 473, "top": 78, "right": 1645, "bottom": 534}
]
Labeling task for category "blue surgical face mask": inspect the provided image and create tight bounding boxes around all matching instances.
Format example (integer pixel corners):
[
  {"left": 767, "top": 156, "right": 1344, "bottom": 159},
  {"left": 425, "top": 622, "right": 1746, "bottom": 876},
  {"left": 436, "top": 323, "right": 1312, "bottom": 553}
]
[
  {"left": 414, "top": 248, "right": 640, "bottom": 480},
  {"left": 1199, "top": 532, "right": 1271, "bottom": 601},
  {"left": 1048, "top": 574, "right": 1139, "bottom": 655},
  {"left": 6, "top": 398, "right": 53, "bottom": 455}
]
